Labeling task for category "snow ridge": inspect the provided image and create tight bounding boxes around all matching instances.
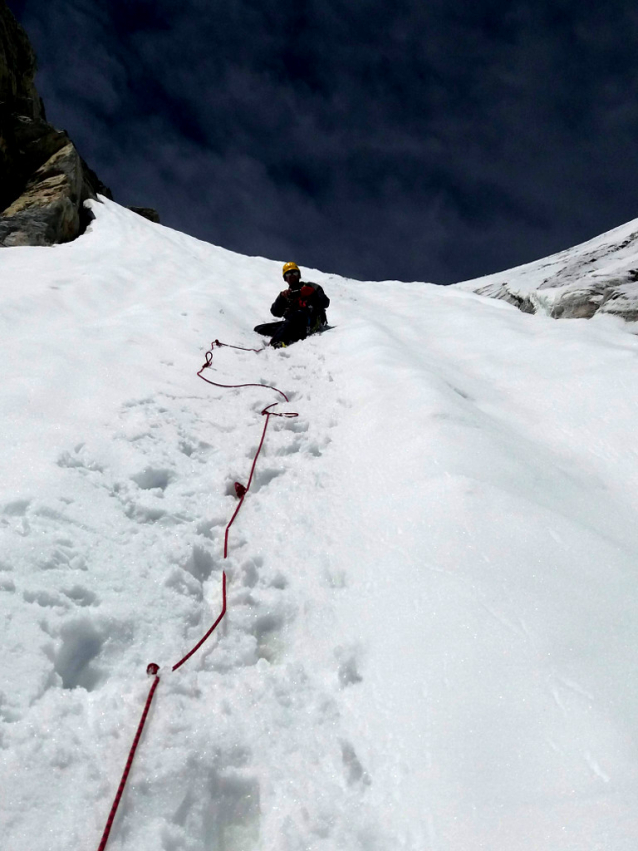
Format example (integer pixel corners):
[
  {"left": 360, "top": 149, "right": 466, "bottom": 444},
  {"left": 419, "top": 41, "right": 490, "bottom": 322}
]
[{"left": 456, "top": 216, "right": 638, "bottom": 321}]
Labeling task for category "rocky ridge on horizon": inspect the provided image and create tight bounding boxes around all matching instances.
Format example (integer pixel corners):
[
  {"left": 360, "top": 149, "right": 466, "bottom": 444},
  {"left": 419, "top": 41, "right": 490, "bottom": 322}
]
[{"left": 457, "top": 217, "right": 638, "bottom": 324}]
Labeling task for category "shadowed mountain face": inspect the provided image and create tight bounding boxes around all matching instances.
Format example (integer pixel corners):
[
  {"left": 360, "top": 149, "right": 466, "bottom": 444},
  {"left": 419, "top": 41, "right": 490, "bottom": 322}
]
[
  {"left": 0, "top": 0, "right": 114, "bottom": 245},
  {"left": 0, "top": 0, "right": 44, "bottom": 209}
]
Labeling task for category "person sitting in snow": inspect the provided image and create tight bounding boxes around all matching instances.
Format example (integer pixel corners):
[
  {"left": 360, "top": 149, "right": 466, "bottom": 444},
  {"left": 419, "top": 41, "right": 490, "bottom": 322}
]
[{"left": 254, "top": 262, "right": 330, "bottom": 348}]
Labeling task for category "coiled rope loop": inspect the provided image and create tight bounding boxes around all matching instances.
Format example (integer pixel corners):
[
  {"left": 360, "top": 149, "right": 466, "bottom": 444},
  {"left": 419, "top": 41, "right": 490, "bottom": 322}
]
[{"left": 197, "top": 341, "right": 298, "bottom": 557}]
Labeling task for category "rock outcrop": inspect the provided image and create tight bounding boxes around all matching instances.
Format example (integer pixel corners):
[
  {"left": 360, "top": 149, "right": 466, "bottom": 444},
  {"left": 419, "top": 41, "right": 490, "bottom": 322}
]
[
  {"left": 0, "top": 0, "right": 112, "bottom": 246},
  {"left": 128, "top": 206, "right": 161, "bottom": 224},
  {"left": 457, "top": 219, "right": 638, "bottom": 324}
]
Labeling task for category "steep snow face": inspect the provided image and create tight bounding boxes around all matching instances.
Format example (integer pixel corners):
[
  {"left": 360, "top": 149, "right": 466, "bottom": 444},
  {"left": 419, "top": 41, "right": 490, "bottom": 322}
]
[
  {"left": 2, "top": 199, "right": 638, "bottom": 851},
  {"left": 456, "top": 217, "right": 638, "bottom": 321}
]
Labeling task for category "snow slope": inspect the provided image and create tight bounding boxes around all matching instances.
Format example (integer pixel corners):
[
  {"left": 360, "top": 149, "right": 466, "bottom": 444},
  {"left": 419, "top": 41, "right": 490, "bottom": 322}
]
[{"left": 2, "top": 198, "right": 638, "bottom": 851}]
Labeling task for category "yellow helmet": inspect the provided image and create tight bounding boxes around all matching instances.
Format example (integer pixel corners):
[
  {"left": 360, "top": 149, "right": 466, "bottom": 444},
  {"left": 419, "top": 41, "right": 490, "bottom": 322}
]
[{"left": 282, "top": 261, "right": 300, "bottom": 277}]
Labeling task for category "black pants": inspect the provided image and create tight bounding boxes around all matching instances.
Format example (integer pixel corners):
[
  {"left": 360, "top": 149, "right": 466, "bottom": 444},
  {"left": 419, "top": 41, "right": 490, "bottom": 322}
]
[{"left": 254, "top": 310, "right": 312, "bottom": 347}]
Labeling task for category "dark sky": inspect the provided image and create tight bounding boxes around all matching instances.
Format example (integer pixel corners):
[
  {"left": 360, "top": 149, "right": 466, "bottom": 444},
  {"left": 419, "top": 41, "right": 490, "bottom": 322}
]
[{"left": 9, "top": 0, "right": 638, "bottom": 282}]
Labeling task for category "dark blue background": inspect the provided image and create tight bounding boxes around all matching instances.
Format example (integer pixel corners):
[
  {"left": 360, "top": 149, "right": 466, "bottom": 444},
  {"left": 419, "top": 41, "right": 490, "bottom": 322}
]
[{"left": 10, "top": 0, "right": 638, "bottom": 282}]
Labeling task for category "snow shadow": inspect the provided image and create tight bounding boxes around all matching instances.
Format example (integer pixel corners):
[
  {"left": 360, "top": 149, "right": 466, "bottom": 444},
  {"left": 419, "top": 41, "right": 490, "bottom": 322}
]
[
  {"left": 167, "top": 769, "right": 260, "bottom": 851},
  {"left": 131, "top": 467, "right": 175, "bottom": 491},
  {"left": 53, "top": 618, "right": 105, "bottom": 690}
]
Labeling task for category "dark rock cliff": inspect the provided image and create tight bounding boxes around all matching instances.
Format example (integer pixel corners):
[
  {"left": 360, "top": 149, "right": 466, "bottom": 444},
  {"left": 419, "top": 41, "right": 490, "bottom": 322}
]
[
  {"left": 0, "top": 0, "right": 115, "bottom": 245},
  {"left": 0, "top": 1, "right": 159, "bottom": 246}
]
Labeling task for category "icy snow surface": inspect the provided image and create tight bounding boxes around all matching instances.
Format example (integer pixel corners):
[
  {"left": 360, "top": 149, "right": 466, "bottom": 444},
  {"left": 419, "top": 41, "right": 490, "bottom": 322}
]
[
  {"left": 2, "top": 198, "right": 638, "bottom": 851},
  {"left": 455, "top": 216, "right": 638, "bottom": 319}
]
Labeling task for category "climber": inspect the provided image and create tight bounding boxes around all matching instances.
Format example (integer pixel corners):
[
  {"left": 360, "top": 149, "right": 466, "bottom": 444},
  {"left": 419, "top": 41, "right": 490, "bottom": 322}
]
[{"left": 254, "top": 262, "right": 330, "bottom": 348}]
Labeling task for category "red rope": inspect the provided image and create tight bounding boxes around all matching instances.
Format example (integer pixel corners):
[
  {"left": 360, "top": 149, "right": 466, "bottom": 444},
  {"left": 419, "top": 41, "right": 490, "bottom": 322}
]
[
  {"left": 96, "top": 573, "right": 227, "bottom": 850},
  {"left": 196, "top": 341, "right": 298, "bottom": 558},
  {"left": 96, "top": 668, "right": 160, "bottom": 851},
  {"left": 224, "top": 403, "right": 298, "bottom": 557},
  {"left": 96, "top": 338, "right": 291, "bottom": 850},
  {"left": 172, "top": 572, "right": 228, "bottom": 671},
  {"left": 197, "top": 340, "right": 290, "bottom": 402}
]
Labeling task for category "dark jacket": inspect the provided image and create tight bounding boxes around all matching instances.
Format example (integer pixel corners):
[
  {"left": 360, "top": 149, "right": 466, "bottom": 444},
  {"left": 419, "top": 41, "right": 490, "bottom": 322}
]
[{"left": 271, "top": 282, "right": 330, "bottom": 327}]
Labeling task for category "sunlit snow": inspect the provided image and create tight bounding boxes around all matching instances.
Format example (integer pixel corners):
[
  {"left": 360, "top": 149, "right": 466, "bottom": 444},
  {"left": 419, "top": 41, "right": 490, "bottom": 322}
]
[{"left": 2, "top": 198, "right": 638, "bottom": 850}]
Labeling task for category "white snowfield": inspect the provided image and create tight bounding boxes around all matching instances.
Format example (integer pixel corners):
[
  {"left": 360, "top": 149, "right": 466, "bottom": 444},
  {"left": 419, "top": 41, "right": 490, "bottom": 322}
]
[{"left": 2, "top": 198, "right": 638, "bottom": 851}]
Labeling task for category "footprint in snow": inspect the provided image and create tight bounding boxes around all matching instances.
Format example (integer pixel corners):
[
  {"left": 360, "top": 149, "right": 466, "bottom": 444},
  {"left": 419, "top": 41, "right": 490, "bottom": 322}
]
[
  {"left": 38, "top": 540, "right": 87, "bottom": 572},
  {"left": 23, "top": 589, "right": 70, "bottom": 609},
  {"left": 183, "top": 543, "right": 216, "bottom": 583},
  {"left": 341, "top": 740, "right": 371, "bottom": 787},
  {"left": 57, "top": 448, "right": 104, "bottom": 473},
  {"left": 62, "top": 585, "right": 100, "bottom": 607},
  {"left": 2, "top": 498, "right": 31, "bottom": 516},
  {"left": 166, "top": 766, "right": 260, "bottom": 850},
  {"left": 335, "top": 646, "right": 363, "bottom": 687},
  {"left": 51, "top": 617, "right": 106, "bottom": 691},
  {"left": 131, "top": 466, "right": 175, "bottom": 491}
]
